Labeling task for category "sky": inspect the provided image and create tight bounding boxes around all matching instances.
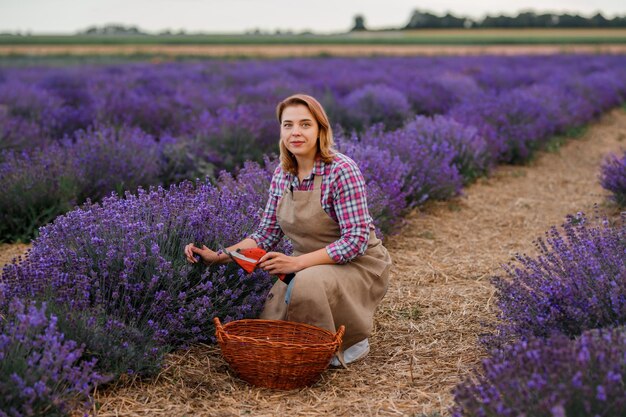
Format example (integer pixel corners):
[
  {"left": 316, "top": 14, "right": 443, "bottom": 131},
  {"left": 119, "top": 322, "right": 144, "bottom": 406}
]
[{"left": 1, "top": 0, "right": 624, "bottom": 34}]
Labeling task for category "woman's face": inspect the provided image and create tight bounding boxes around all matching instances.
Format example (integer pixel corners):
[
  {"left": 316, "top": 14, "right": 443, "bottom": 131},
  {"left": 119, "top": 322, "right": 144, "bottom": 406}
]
[{"left": 280, "top": 104, "right": 320, "bottom": 163}]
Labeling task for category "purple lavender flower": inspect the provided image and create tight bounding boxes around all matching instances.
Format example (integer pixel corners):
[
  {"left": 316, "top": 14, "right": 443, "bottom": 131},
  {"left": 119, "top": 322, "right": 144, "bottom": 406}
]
[
  {"left": 69, "top": 125, "right": 163, "bottom": 201},
  {"left": 404, "top": 71, "right": 482, "bottom": 116},
  {"left": 0, "top": 291, "right": 102, "bottom": 416},
  {"left": 2, "top": 161, "right": 278, "bottom": 353},
  {"left": 0, "top": 54, "right": 625, "bottom": 246},
  {"left": 0, "top": 81, "right": 57, "bottom": 153},
  {"left": 188, "top": 104, "right": 277, "bottom": 173},
  {"left": 403, "top": 115, "right": 491, "bottom": 183},
  {"left": 336, "top": 136, "right": 410, "bottom": 234},
  {"left": 600, "top": 151, "right": 626, "bottom": 207},
  {"left": 37, "top": 70, "right": 95, "bottom": 136},
  {"left": 341, "top": 84, "right": 412, "bottom": 131},
  {"left": 488, "top": 212, "right": 626, "bottom": 348},
  {"left": 453, "top": 326, "right": 626, "bottom": 417},
  {"left": 358, "top": 120, "right": 463, "bottom": 205},
  {"left": 0, "top": 146, "right": 80, "bottom": 242},
  {"left": 0, "top": 125, "right": 162, "bottom": 241},
  {"left": 449, "top": 87, "right": 558, "bottom": 163}
]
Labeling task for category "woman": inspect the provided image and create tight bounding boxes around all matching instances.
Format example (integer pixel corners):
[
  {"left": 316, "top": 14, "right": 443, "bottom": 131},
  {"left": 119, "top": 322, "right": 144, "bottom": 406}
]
[{"left": 184, "top": 94, "right": 392, "bottom": 366}]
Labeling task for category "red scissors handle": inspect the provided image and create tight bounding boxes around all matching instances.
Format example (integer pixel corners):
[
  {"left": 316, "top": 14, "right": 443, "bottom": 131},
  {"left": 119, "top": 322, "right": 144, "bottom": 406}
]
[{"left": 224, "top": 247, "right": 295, "bottom": 284}]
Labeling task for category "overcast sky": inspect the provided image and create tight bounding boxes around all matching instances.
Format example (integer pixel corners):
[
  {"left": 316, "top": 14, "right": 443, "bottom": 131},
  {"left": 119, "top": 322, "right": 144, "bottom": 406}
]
[{"left": 1, "top": 0, "right": 624, "bottom": 34}]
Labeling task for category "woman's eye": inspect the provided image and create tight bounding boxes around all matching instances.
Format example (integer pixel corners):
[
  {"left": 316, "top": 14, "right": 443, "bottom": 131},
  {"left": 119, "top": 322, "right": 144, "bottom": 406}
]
[
  {"left": 283, "top": 124, "right": 292, "bottom": 128},
  {"left": 302, "top": 123, "right": 310, "bottom": 128}
]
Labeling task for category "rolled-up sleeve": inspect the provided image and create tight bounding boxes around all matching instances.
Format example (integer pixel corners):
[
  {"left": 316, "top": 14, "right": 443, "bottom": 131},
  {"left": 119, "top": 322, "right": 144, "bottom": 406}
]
[
  {"left": 325, "top": 160, "right": 371, "bottom": 264},
  {"left": 248, "top": 167, "right": 285, "bottom": 251}
]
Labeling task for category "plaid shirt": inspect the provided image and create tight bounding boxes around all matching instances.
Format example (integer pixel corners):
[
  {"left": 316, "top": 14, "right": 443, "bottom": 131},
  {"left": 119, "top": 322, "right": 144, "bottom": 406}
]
[{"left": 249, "top": 152, "right": 373, "bottom": 264}]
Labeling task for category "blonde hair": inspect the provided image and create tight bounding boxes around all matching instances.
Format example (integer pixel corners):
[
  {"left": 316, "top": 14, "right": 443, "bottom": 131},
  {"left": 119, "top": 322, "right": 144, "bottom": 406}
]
[{"left": 276, "top": 94, "right": 335, "bottom": 175}]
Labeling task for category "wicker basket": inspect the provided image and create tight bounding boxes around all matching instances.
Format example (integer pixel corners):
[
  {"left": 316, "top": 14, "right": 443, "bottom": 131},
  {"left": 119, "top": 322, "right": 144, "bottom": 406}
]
[{"left": 214, "top": 317, "right": 345, "bottom": 390}]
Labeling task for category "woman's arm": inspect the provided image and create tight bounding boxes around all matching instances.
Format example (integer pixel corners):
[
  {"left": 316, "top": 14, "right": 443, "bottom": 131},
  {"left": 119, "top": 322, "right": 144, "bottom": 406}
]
[
  {"left": 325, "top": 157, "right": 372, "bottom": 264},
  {"left": 258, "top": 247, "right": 335, "bottom": 275},
  {"left": 184, "top": 238, "right": 259, "bottom": 265}
]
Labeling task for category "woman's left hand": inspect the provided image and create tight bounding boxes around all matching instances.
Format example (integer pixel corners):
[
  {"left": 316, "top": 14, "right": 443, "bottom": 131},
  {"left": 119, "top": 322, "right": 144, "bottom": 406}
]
[{"left": 258, "top": 252, "right": 302, "bottom": 275}]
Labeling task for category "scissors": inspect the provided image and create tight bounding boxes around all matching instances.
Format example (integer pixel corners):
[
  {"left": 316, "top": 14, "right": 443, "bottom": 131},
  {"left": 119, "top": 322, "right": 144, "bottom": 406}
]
[{"left": 222, "top": 247, "right": 295, "bottom": 284}]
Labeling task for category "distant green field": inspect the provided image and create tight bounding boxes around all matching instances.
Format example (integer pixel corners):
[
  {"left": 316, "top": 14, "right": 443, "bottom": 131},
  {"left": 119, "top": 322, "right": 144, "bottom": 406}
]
[{"left": 2, "top": 29, "right": 626, "bottom": 45}]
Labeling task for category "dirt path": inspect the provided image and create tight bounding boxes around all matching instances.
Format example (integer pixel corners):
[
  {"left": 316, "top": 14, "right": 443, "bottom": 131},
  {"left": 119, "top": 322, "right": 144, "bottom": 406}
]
[
  {"left": 0, "top": 242, "right": 30, "bottom": 269},
  {"left": 1, "top": 109, "right": 625, "bottom": 416}
]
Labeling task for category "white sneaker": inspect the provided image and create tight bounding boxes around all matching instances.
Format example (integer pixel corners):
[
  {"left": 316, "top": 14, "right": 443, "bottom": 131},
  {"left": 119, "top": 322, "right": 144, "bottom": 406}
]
[{"left": 330, "top": 338, "right": 370, "bottom": 367}]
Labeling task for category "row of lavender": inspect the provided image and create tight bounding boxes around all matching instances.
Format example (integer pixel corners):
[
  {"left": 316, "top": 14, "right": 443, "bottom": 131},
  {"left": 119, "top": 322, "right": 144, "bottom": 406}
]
[
  {"left": 0, "top": 56, "right": 626, "bottom": 414},
  {"left": 451, "top": 154, "right": 626, "bottom": 415},
  {"left": 2, "top": 55, "right": 626, "bottom": 241}
]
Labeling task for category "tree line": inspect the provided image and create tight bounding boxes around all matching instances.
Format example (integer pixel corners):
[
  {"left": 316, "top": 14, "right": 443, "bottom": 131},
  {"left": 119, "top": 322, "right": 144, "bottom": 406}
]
[{"left": 352, "top": 10, "right": 626, "bottom": 31}]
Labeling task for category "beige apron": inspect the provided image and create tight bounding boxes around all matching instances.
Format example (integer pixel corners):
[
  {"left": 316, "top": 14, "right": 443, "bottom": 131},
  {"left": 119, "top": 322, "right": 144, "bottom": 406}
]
[{"left": 260, "top": 174, "right": 392, "bottom": 356}]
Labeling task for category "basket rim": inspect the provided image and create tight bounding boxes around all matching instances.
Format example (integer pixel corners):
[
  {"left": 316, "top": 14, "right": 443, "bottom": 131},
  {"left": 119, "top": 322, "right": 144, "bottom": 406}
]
[{"left": 214, "top": 318, "right": 344, "bottom": 350}]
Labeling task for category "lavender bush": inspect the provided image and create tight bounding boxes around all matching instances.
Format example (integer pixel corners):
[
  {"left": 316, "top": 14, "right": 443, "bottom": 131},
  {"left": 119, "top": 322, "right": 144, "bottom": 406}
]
[
  {"left": 449, "top": 88, "right": 558, "bottom": 163},
  {"left": 600, "top": 151, "right": 626, "bottom": 207},
  {"left": 0, "top": 108, "right": 48, "bottom": 155},
  {"left": 0, "top": 126, "right": 163, "bottom": 242},
  {"left": 337, "top": 137, "right": 410, "bottom": 234},
  {"left": 402, "top": 115, "right": 491, "bottom": 183},
  {"left": 340, "top": 84, "right": 412, "bottom": 131},
  {"left": 0, "top": 80, "right": 59, "bottom": 151},
  {"left": 532, "top": 79, "right": 596, "bottom": 133},
  {"left": 157, "top": 134, "right": 208, "bottom": 185},
  {"left": 1, "top": 162, "right": 277, "bottom": 350},
  {"left": 189, "top": 104, "right": 277, "bottom": 174},
  {"left": 70, "top": 126, "right": 163, "bottom": 201},
  {"left": 488, "top": 213, "right": 626, "bottom": 348},
  {"left": 91, "top": 67, "right": 193, "bottom": 135},
  {"left": 37, "top": 71, "right": 95, "bottom": 137},
  {"left": 44, "top": 302, "right": 167, "bottom": 379},
  {"left": 574, "top": 70, "right": 626, "bottom": 115},
  {"left": 404, "top": 72, "right": 482, "bottom": 116},
  {"left": 359, "top": 122, "right": 463, "bottom": 205},
  {"left": 0, "top": 146, "right": 80, "bottom": 242},
  {"left": 453, "top": 326, "right": 626, "bottom": 417},
  {"left": 0, "top": 291, "right": 102, "bottom": 416}
]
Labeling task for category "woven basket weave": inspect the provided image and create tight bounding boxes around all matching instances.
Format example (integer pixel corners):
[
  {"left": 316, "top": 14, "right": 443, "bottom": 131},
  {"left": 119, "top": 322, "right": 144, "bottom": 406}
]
[{"left": 214, "top": 317, "right": 345, "bottom": 390}]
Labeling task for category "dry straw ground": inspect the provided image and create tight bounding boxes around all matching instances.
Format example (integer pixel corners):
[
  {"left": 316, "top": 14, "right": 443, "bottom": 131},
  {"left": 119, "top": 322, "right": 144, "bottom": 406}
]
[
  {"left": 1, "top": 109, "right": 625, "bottom": 416},
  {"left": 2, "top": 44, "right": 626, "bottom": 58}
]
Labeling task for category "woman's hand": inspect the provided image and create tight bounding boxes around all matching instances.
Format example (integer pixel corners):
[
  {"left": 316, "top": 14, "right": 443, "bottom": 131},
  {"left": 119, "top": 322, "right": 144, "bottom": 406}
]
[
  {"left": 258, "top": 252, "right": 303, "bottom": 275},
  {"left": 184, "top": 243, "right": 220, "bottom": 265}
]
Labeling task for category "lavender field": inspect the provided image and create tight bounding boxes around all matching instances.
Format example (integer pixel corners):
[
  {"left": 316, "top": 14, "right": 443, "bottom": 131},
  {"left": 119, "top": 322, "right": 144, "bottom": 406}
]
[
  {"left": 2, "top": 55, "right": 626, "bottom": 242},
  {"left": 1, "top": 54, "right": 626, "bottom": 416}
]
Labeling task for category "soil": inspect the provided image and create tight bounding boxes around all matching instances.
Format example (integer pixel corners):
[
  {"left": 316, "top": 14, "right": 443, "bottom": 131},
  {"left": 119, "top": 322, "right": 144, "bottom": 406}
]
[
  {"left": 0, "top": 242, "right": 30, "bottom": 269},
  {"left": 1, "top": 108, "right": 625, "bottom": 416}
]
